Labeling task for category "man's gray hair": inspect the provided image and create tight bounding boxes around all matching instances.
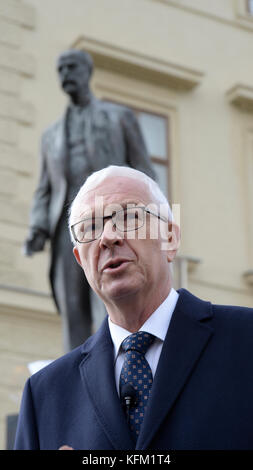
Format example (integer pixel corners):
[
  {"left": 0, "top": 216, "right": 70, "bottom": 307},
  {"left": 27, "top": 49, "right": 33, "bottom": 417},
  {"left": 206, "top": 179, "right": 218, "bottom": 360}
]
[{"left": 68, "top": 165, "right": 172, "bottom": 244}]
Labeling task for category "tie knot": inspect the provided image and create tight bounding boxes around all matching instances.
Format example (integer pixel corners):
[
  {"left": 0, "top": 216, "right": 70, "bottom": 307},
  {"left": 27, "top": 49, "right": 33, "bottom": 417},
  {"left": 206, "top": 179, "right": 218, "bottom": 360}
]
[{"left": 121, "top": 331, "right": 155, "bottom": 355}]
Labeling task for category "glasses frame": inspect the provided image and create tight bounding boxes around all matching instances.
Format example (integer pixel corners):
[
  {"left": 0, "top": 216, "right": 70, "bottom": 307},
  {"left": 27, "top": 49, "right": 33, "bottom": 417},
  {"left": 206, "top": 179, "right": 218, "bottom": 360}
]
[{"left": 71, "top": 206, "right": 168, "bottom": 244}]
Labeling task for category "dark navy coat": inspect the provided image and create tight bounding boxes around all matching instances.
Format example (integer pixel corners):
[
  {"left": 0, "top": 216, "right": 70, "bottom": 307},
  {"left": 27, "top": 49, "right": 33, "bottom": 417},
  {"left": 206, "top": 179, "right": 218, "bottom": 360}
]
[{"left": 14, "top": 289, "right": 253, "bottom": 450}]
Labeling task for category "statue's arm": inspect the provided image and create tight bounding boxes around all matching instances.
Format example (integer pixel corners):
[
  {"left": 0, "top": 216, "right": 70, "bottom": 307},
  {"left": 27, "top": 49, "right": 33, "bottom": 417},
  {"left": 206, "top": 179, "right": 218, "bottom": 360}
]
[
  {"left": 24, "top": 135, "right": 51, "bottom": 256},
  {"left": 121, "top": 108, "right": 156, "bottom": 180}
]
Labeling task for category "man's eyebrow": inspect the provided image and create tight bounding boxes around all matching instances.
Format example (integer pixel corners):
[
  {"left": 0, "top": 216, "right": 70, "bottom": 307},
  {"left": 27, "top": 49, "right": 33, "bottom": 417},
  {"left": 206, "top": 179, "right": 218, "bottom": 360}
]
[
  {"left": 77, "top": 201, "right": 143, "bottom": 219},
  {"left": 120, "top": 201, "right": 143, "bottom": 208}
]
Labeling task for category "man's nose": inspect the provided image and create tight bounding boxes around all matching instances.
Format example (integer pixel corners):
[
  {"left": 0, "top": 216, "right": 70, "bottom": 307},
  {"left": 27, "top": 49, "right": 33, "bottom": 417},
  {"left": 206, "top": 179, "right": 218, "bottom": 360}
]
[{"left": 99, "top": 218, "right": 124, "bottom": 249}]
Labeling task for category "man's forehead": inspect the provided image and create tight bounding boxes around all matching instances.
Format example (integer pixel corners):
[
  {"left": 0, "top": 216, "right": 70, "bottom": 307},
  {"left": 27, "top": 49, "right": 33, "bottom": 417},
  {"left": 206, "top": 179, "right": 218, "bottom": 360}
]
[
  {"left": 83, "top": 177, "right": 151, "bottom": 205},
  {"left": 75, "top": 176, "right": 152, "bottom": 218}
]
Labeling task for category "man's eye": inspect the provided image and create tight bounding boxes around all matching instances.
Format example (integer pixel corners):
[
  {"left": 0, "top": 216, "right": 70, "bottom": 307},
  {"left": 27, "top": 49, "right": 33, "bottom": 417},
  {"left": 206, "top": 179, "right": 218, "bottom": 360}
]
[
  {"left": 85, "top": 222, "right": 96, "bottom": 232},
  {"left": 128, "top": 212, "right": 138, "bottom": 219}
]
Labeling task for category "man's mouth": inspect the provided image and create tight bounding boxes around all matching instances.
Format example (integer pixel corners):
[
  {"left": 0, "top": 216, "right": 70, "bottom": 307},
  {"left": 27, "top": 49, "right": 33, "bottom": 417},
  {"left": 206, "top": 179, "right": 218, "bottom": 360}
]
[
  {"left": 108, "top": 262, "right": 122, "bottom": 268},
  {"left": 102, "top": 259, "right": 132, "bottom": 273}
]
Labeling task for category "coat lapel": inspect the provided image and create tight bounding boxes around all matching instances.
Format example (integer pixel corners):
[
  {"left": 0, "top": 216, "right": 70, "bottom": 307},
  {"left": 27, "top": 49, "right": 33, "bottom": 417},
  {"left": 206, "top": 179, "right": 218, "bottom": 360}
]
[
  {"left": 79, "top": 318, "right": 135, "bottom": 450},
  {"left": 136, "top": 289, "right": 214, "bottom": 450}
]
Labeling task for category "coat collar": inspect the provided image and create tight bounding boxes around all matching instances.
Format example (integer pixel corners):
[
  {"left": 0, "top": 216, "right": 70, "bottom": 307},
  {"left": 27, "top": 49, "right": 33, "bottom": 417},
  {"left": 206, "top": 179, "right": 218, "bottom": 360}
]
[
  {"left": 136, "top": 288, "right": 214, "bottom": 449},
  {"left": 79, "top": 318, "right": 135, "bottom": 450}
]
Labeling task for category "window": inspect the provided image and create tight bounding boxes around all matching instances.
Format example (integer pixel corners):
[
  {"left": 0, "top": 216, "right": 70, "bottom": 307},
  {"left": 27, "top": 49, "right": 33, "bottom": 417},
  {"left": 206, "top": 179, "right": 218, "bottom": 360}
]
[
  {"left": 236, "top": 0, "right": 253, "bottom": 23},
  {"left": 102, "top": 99, "right": 170, "bottom": 199},
  {"left": 135, "top": 110, "right": 169, "bottom": 198},
  {"left": 247, "top": 0, "right": 253, "bottom": 14}
]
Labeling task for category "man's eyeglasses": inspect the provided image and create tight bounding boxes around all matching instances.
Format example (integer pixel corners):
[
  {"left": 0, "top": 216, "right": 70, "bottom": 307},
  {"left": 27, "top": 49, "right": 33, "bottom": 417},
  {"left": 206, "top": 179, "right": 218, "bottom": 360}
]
[{"left": 71, "top": 206, "right": 168, "bottom": 243}]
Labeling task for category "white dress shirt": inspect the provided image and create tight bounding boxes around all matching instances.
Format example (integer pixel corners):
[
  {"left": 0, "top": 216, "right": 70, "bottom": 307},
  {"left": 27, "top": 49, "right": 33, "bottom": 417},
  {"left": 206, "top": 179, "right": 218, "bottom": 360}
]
[{"left": 108, "top": 287, "right": 179, "bottom": 394}]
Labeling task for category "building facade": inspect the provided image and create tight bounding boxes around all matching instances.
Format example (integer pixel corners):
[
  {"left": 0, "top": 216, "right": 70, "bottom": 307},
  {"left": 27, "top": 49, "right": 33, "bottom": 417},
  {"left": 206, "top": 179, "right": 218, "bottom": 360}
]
[{"left": 0, "top": 0, "right": 253, "bottom": 449}]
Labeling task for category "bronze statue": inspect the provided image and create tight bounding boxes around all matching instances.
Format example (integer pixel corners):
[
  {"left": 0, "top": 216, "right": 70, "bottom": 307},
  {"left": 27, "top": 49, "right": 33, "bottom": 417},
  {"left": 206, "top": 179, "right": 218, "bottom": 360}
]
[{"left": 24, "top": 49, "right": 156, "bottom": 352}]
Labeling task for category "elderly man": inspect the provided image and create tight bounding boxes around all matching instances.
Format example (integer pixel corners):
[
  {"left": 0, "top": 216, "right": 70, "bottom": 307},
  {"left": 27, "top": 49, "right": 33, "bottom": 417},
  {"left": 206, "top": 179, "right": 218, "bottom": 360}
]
[
  {"left": 15, "top": 166, "right": 253, "bottom": 450},
  {"left": 24, "top": 49, "right": 155, "bottom": 352}
]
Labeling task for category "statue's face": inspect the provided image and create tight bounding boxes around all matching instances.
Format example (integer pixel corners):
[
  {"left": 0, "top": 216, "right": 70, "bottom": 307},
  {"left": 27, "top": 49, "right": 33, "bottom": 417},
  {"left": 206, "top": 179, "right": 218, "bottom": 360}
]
[{"left": 57, "top": 53, "right": 90, "bottom": 97}]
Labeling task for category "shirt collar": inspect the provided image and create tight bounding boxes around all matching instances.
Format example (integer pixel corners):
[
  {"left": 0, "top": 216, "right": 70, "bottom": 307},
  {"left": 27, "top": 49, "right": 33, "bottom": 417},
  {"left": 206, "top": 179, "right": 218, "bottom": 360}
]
[{"left": 108, "top": 287, "right": 179, "bottom": 361}]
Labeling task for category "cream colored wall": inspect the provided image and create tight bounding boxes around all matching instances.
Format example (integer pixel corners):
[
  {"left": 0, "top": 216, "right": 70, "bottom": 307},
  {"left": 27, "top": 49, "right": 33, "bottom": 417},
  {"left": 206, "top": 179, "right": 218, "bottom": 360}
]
[
  {"left": 20, "top": 0, "right": 253, "bottom": 304},
  {"left": 0, "top": 0, "right": 62, "bottom": 450},
  {"left": 0, "top": 0, "right": 253, "bottom": 449},
  {"left": 0, "top": 305, "right": 61, "bottom": 450}
]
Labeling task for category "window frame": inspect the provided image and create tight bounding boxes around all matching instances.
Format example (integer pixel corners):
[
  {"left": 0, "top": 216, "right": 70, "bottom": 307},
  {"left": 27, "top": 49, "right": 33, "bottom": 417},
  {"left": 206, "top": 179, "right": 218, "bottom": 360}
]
[
  {"left": 101, "top": 97, "right": 171, "bottom": 200},
  {"left": 247, "top": 0, "right": 253, "bottom": 14}
]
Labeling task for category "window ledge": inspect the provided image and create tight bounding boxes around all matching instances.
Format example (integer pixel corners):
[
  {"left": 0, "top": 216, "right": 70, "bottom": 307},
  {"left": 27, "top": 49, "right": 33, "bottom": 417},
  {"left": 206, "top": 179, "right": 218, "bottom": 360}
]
[
  {"left": 227, "top": 83, "right": 253, "bottom": 111},
  {"left": 72, "top": 35, "right": 204, "bottom": 90}
]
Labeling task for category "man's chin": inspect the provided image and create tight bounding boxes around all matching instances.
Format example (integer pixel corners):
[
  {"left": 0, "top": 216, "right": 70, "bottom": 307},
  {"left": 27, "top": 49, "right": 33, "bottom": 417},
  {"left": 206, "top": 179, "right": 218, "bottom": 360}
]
[{"left": 100, "top": 282, "right": 140, "bottom": 303}]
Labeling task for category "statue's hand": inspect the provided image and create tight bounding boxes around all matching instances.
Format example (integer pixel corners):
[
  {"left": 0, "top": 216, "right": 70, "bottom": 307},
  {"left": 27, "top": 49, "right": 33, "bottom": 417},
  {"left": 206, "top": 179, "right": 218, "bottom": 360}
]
[{"left": 23, "top": 229, "right": 48, "bottom": 256}]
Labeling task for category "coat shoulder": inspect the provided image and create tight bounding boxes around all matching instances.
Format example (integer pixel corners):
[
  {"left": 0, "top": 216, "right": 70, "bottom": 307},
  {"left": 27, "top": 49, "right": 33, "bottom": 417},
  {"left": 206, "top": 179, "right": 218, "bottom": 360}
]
[
  {"left": 177, "top": 288, "right": 253, "bottom": 324},
  {"left": 212, "top": 302, "right": 253, "bottom": 325},
  {"left": 29, "top": 320, "right": 109, "bottom": 392},
  {"left": 29, "top": 344, "right": 84, "bottom": 391}
]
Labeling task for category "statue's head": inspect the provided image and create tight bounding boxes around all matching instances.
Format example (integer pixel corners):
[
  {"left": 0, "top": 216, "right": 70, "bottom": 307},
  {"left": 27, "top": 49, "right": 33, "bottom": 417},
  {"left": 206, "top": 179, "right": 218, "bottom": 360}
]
[{"left": 56, "top": 49, "right": 93, "bottom": 99}]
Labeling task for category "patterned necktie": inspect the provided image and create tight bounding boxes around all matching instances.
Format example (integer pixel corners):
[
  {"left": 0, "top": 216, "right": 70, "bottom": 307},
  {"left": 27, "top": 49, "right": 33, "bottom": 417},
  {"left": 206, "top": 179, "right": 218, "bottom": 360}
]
[{"left": 119, "top": 331, "right": 155, "bottom": 441}]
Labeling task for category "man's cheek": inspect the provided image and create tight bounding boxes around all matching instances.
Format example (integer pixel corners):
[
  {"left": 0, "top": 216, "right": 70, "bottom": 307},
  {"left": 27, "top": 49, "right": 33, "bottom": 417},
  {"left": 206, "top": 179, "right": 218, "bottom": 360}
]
[{"left": 83, "top": 259, "right": 96, "bottom": 285}]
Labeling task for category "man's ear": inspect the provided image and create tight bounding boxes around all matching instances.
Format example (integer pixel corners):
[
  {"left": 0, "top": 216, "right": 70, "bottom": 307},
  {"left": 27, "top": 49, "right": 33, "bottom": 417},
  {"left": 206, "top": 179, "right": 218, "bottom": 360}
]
[
  {"left": 165, "top": 222, "right": 181, "bottom": 263},
  {"left": 73, "top": 246, "right": 82, "bottom": 267}
]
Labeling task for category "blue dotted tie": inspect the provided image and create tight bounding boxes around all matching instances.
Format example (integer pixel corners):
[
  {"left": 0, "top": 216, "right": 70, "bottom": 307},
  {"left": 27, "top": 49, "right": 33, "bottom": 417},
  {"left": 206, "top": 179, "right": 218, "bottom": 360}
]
[{"left": 119, "top": 331, "right": 155, "bottom": 441}]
